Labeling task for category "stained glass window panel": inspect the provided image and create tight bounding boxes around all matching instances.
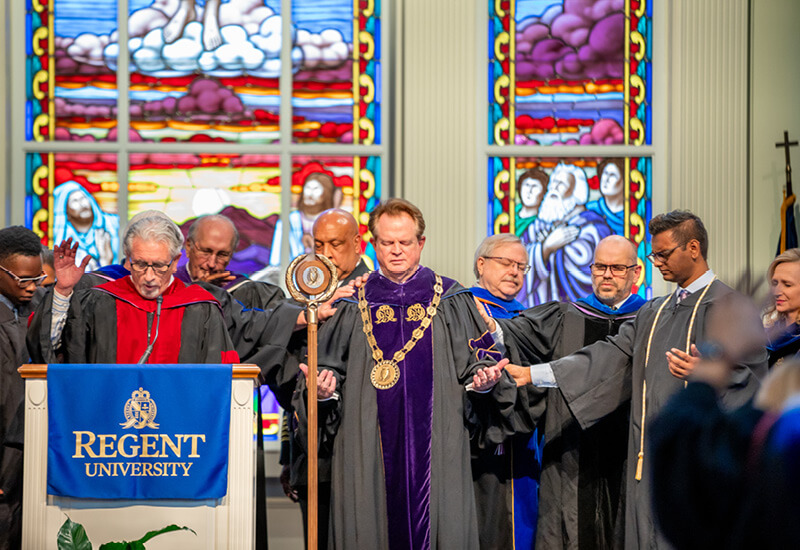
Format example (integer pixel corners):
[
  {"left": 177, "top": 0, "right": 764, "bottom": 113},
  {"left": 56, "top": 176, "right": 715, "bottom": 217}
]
[
  {"left": 291, "top": 0, "right": 380, "bottom": 144},
  {"left": 26, "top": 152, "right": 120, "bottom": 268},
  {"left": 271, "top": 155, "right": 381, "bottom": 266},
  {"left": 128, "top": 153, "right": 281, "bottom": 281},
  {"left": 121, "top": 0, "right": 284, "bottom": 143},
  {"left": 488, "top": 156, "right": 652, "bottom": 306},
  {"left": 26, "top": 0, "right": 119, "bottom": 142},
  {"left": 488, "top": 0, "right": 651, "bottom": 146}
]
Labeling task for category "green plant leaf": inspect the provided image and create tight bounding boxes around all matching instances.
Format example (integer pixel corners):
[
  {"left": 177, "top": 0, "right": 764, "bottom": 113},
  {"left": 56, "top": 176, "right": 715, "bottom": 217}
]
[
  {"left": 57, "top": 517, "right": 92, "bottom": 550},
  {"left": 137, "top": 525, "right": 195, "bottom": 544},
  {"left": 97, "top": 525, "right": 194, "bottom": 550}
]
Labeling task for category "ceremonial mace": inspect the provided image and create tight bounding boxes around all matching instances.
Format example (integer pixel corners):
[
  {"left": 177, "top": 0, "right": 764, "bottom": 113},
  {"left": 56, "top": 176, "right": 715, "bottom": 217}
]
[{"left": 285, "top": 254, "right": 338, "bottom": 550}]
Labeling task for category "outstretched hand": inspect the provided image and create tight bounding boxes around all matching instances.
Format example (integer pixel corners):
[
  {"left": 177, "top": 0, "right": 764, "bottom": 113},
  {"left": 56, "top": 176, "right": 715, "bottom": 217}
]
[
  {"left": 472, "top": 358, "right": 508, "bottom": 392},
  {"left": 299, "top": 363, "right": 337, "bottom": 399},
  {"left": 318, "top": 282, "right": 356, "bottom": 321},
  {"left": 351, "top": 273, "right": 369, "bottom": 289},
  {"left": 54, "top": 238, "right": 91, "bottom": 295},
  {"left": 197, "top": 270, "right": 236, "bottom": 286},
  {"left": 473, "top": 297, "right": 497, "bottom": 332},
  {"left": 504, "top": 362, "right": 533, "bottom": 387}
]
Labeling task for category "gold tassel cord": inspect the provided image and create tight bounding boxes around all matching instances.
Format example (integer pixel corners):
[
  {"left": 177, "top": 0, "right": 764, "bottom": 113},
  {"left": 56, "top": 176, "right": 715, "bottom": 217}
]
[{"left": 635, "top": 277, "right": 716, "bottom": 481}]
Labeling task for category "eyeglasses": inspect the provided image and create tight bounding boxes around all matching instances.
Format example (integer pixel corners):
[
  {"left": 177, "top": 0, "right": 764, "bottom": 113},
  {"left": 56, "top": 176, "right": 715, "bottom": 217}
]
[
  {"left": 0, "top": 264, "right": 47, "bottom": 288},
  {"left": 190, "top": 241, "right": 233, "bottom": 264},
  {"left": 591, "top": 263, "right": 637, "bottom": 276},
  {"left": 646, "top": 244, "right": 683, "bottom": 265},
  {"left": 483, "top": 256, "right": 531, "bottom": 274},
  {"left": 128, "top": 258, "right": 175, "bottom": 274}
]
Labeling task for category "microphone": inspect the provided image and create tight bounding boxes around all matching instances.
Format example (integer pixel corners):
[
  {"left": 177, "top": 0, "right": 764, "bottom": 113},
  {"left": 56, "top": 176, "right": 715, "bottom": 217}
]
[{"left": 137, "top": 295, "right": 163, "bottom": 364}]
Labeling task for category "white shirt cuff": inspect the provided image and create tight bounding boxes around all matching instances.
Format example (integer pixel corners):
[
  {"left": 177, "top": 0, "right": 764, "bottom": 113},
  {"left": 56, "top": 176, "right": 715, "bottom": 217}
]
[{"left": 530, "top": 363, "right": 558, "bottom": 387}]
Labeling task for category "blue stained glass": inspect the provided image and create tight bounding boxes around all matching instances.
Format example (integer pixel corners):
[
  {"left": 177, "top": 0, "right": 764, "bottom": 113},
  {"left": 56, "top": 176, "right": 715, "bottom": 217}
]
[
  {"left": 373, "top": 18, "right": 381, "bottom": 58},
  {"left": 25, "top": 103, "right": 32, "bottom": 141}
]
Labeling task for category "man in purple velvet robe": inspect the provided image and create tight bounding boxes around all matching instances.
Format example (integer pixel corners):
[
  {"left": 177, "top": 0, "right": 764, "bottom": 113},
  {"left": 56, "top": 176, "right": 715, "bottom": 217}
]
[{"left": 296, "top": 199, "right": 516, "bottom": 549}]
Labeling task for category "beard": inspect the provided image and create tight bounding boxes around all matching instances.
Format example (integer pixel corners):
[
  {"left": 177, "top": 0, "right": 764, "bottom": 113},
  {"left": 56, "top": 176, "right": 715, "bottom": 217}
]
[{"left": 538, "top": 192, "right": 578, "bottom": 223}]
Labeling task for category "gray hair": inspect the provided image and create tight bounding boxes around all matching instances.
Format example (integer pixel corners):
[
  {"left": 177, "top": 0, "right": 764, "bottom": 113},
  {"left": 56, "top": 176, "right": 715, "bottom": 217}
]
[
  {"left": 123, "top": 215, "right": 184, "bottom": 259},
  {"left": 187, "top": 214, "right": 240, "bottom": 250},
  {"left": 473, "top": 234, "right": 524, "bottom": 279}
]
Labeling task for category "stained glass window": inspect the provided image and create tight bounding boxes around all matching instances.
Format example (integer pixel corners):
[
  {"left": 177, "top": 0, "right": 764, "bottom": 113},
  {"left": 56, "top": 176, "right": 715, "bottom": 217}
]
[
  {"left": 127, "top": 153, "right": 281, "bottom": 279},
  {"left": 489, "top": 156, "right": 652, "bottom": 306},
  {"left": 26, "top": 152, "right": 120, "bottom": 269},
  {"left": 21, "top": 0, "right": 387, "bottom": 279},
  {"left": 291, "top": 0, "right": 381, "bottom": 144},
  {"left": 26, "top": 1, "right": 119, "bottom": 142},
  {"left": 488, "top": 0, "right": 651, "bottom": 146},
  {"left": 486, "top": 0, "right": 653, "bottom": 306}
]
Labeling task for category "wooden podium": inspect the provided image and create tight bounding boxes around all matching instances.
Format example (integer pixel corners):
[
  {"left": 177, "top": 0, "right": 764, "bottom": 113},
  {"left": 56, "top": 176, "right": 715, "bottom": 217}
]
[{"left": 18, "top": 364, "right": 260, "bottom": 550}]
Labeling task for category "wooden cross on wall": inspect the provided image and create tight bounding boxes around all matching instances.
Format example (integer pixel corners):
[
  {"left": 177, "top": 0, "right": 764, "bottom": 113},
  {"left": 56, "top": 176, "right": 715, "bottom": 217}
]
[{"left": 776, "top": 130, "right": 799, "bottom": 195}]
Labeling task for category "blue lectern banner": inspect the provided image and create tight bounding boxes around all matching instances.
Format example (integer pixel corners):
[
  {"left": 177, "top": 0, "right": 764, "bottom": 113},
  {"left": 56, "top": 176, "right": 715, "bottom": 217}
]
[{"left": 47, "top": 364, "right": 232, "bottom": 499}]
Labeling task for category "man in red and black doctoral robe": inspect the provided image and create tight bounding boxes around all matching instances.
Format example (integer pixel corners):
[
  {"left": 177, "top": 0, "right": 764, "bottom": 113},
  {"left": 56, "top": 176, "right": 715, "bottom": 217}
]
[{"left": 28, "top": 215, "right": 238, "bottom": 365}]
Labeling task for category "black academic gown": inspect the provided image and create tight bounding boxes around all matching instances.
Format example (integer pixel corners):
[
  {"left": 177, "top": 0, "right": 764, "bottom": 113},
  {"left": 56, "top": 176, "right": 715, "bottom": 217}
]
[
  {"left": 294, "top": 268, "right": 517, "bottom": 550},
  {"left": 283, "top": 260, "right": 370, "bottom": 550},
  {"left": 228, "top": 279, "right": 286, "bottom": 312},
  {"left": 544, "top": 281, "right": 767, "bottom": 550},
  {"left": 0, "top": 293, "right": 42, "bottom": 550},
  {"left": 498, "top": 298, "right": 641, "bottom": 550},
  {"left": 27, "top": 278, "right": 236, "bottom": 364}
]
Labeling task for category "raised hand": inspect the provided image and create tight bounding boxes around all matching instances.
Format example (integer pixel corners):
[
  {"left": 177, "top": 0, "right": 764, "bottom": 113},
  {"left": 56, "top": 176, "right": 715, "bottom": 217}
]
[
  {"left": 473, "top": 296, "right": 497, "bottom": 332},
  {"left": 666, "top": 344, "right": 700, "bottom": 380},
  {"left": 53, "top": 238, "right": 91, "bottom": 295}
]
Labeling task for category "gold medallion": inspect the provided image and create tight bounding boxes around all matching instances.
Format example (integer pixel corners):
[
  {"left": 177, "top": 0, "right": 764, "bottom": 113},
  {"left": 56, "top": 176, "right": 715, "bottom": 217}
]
[
  {"left": 370, "top": 360, "right": 400, "bottom": 390},
  {"left": 406, "top": 303, "right": 425, "bottom": 321},
  {"left": 375, "top": 305, "right": 397, "bottom": 323}
]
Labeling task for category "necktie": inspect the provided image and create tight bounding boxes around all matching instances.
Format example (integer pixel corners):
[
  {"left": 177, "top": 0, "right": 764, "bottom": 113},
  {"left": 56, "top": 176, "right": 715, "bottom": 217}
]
[{"left": 677, "top": 289, "right": 690, "bottom": 303}]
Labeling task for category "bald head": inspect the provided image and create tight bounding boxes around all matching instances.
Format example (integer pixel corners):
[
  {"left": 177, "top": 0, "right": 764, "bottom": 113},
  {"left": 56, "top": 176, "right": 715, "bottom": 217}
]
[
  {"left": 313, "top": 209, "right": 362, "bottom": 280},
  {"left": 185, "top": 214, "right": 238, "bottom": 281},
  {"left": 591, "top": 235, "right": 641, "bottom": 306},
  {"left": 595, "top": 235, "right": 637, "bottom": 265}
]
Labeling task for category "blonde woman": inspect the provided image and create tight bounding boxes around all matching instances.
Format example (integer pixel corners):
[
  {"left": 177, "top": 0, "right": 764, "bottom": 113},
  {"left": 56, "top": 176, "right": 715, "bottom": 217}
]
[{"left": 765, "top": 248, "right": 800, "bottom": 366}]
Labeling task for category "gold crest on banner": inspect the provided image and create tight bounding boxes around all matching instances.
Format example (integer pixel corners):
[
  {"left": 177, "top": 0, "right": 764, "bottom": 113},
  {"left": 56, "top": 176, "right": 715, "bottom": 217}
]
[{"left": 120, "top": 387, "right": 159, "bottom": 429}]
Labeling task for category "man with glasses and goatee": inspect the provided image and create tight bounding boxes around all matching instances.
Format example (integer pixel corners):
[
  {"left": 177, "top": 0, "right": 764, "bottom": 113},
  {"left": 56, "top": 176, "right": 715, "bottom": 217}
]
[
  {"left": 477, "top": 234, "right": 646, "bottom": 550},
  {"left": 28, "top": 215, "right": 238, "bottom": 365},
  {"left": 497, "top": 211, "right": 767, "bottom": 550},
  {"left": 0, "top": 226, "right": 47, "bottom": 550}
]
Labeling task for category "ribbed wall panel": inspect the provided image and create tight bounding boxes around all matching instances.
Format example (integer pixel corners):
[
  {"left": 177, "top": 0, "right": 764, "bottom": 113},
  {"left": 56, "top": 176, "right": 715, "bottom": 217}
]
[
  {"left": 402, "top": 0, "right": 478, "bottom": 284},
  {"left": 669, "top": 0, "right": 749, "bottom": 285}
]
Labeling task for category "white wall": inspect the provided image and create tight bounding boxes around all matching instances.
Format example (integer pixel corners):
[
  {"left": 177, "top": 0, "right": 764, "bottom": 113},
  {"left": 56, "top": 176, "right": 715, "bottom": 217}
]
[
  {"left": 1, "top": 0, "right": 9, "bottom": 225},
  {"left": 750, "top": 0, "right": 800, "bottom": 284}
]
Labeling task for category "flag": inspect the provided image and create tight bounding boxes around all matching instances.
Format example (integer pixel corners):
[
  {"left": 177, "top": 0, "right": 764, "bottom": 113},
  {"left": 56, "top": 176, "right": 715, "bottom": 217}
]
[{"left": 778, "top": 188, "right": 799, "bottom": 255}]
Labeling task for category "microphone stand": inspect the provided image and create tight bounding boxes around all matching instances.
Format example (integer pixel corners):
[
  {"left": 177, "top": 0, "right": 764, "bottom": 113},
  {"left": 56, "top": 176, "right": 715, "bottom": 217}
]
[{"left": 137, "top": 295, "right": 163, "bottom": 364}]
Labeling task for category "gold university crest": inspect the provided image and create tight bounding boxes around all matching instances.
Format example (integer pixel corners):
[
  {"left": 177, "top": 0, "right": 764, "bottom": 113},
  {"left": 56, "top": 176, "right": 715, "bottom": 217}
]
[{"left": 120, "top": 387, "right": 159, "bottom": 429}]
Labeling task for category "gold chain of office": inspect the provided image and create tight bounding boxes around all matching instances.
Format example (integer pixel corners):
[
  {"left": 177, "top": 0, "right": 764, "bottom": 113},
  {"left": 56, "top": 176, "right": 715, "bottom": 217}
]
[{"left": 358, "top": 275, "right": 443, "bottom": 390}]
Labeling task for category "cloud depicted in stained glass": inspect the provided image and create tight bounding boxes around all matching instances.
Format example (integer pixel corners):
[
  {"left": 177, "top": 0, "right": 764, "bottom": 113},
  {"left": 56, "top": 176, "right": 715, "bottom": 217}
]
[
  {"left": 90, "top": 2, "right": 350, "bottom": 78},
  {"left": 516, "top": 0, "right": 625, "bottom": 81}
]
